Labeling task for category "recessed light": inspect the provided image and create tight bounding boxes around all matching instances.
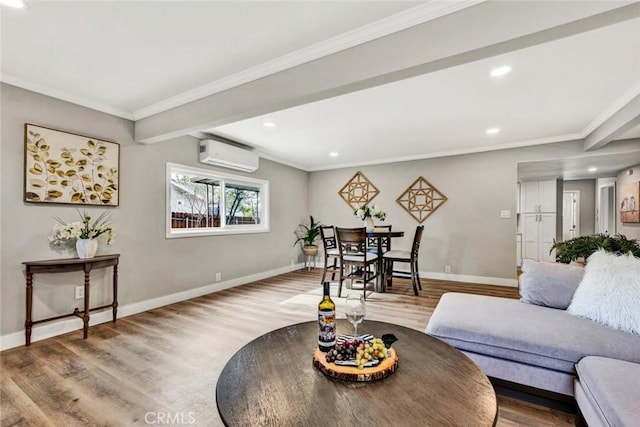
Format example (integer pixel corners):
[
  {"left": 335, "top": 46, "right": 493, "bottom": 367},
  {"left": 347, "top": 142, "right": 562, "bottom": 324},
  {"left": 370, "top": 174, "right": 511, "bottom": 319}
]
[
  {"left": 0, "top": 0, "right": 25, "bottom": 7},
  {"left": 490, "top": 66, "right": 512, "bottom": 77},
  {"left": 263, "top": 121, "right": 275, "bottom": 128},
  {"left": 486, "top": 127, "right": 500, "bottom": 135},
  {"left": 329, "top": 152, "right": 339, "bottom": 157},
  {"left": 588, "top": 167, "right": 598, "bottom": 172}
]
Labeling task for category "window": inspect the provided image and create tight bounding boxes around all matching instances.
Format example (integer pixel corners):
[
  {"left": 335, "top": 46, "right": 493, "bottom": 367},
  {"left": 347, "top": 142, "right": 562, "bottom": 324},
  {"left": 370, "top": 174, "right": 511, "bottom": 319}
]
[{"left": 166, "top": 163, "right": 269, "bottom": 238}]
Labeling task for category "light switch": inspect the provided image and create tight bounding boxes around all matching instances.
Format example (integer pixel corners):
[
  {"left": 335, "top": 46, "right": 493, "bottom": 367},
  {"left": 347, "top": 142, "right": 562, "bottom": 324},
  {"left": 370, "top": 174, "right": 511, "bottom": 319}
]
[{"left": 500, "top": 210, "right": 512, "bottom": 219}]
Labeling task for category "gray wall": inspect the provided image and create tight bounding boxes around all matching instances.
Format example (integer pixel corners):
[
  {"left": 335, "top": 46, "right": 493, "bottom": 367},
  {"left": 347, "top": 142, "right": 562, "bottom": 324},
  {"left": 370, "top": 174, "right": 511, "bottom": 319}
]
[
  {"left": 564, "top": 179, "right": 596, "bottom": 236},
  {"left": 309, "top": 142, "right": 632, "bottom": 281},
  {"left": 0, "top": 84, "right": 308, "bottom": 336},
  {"left": 617, "top": 164, "right": 640, "bottom": 239}
]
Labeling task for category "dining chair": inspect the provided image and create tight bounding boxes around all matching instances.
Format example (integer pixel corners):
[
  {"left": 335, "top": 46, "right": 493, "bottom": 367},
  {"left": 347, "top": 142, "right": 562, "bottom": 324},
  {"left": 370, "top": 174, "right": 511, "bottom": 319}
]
[
  {"left": 383, "top": 225, "right": 424, "bottom": 296},
  {"left": 336, "top": 227, "right": 378, "bottom": 300},
  {"left": 320, "top": 225, "right": 340, "bottom": 284},
  {"left": 366, "top": 225, "right": 392, "bottom": 255}
]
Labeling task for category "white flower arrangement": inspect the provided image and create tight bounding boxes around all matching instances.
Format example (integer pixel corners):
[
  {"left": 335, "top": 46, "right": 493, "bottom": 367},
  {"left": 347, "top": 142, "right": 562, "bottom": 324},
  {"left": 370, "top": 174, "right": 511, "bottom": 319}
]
[
  {"left": 49, "top": 210, "right": 115, "bottom": 246},
  {"left": 354, "top": 204, "right": 386, "bottom": 221}
]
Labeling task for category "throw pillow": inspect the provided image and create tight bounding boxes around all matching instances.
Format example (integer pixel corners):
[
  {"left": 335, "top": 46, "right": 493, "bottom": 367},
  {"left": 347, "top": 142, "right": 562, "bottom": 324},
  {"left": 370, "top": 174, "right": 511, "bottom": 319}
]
[
  {"left": 519, "top": 259, "right": 584, "bottom": 309},
  {"left": 567, "top": 250, "right": 640, "bottom": 335}
]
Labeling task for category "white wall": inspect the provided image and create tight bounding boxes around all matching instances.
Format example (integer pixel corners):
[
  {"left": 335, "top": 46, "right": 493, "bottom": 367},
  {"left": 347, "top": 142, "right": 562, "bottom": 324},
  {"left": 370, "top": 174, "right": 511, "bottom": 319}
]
[{"left": 0, "top": 84, "right": 308, "bottom": 342}]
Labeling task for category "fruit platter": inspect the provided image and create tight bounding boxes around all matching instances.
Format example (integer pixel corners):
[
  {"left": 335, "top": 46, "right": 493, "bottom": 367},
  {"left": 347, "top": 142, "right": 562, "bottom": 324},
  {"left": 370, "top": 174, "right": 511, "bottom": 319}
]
[{"left": 313, "top": 334, "right": 399, "bottom": 382}]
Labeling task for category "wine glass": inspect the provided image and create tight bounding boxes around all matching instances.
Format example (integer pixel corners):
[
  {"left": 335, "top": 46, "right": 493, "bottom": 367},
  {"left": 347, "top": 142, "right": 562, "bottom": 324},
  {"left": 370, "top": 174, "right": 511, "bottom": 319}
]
[{"left": 345, "top": 293, "right": 366, "bottom": 337}]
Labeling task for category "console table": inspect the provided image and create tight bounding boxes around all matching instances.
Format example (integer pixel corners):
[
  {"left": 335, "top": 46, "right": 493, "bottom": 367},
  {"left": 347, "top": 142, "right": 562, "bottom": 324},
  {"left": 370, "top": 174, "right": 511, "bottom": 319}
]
[{"left": 22, "top": 254, "right": 120, "bottom": 346}]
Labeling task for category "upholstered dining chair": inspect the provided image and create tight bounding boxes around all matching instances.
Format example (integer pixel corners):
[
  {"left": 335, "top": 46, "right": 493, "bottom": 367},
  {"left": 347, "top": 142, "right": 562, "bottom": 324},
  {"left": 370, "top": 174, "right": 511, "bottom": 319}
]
[
  {"left": 320, "top": 225, "right": 340, "bottom": 284},
  {"left": 367, "top": 225, "right": 392, "bottom": 255},
  {"left": 383, "top": 225, "right": 424, "bottom": 296},
  {"left": 336, "top": 227, "right": 378, "bottom": 300}
]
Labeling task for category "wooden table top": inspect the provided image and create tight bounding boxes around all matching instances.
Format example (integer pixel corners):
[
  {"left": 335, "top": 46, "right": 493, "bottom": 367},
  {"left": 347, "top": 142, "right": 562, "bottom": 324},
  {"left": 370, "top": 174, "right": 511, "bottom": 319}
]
[
  {"left": 216, "top": 320, "right": 497, "bottom": 427},
  {"left": 366, "top": 230, "right": 404, "bottom": 237}
]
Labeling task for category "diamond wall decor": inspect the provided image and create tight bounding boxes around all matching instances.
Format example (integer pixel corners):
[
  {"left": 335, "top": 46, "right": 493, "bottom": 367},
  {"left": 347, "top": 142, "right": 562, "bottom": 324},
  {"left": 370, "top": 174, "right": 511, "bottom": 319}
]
[
  {"left": 338, "top": 171, "right": 380, "bottom": 211},
  {"left": 396, "top": 177, "right": 447, "bottom": 223}
]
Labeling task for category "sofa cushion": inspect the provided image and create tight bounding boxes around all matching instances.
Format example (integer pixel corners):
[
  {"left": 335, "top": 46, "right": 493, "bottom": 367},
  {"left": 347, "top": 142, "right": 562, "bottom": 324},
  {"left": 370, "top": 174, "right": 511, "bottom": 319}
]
[
  {"left": 567, "top": 250, "right": 640, "bottom": 335},
  {"left": 519, "top": 259, "right": 584, "bottom": 309},
  {"left": 426, "top": 293, "right": 640, "bottom": 374},
  {"left": 575, "top": 356, "right": 640, "bottom": 427}
]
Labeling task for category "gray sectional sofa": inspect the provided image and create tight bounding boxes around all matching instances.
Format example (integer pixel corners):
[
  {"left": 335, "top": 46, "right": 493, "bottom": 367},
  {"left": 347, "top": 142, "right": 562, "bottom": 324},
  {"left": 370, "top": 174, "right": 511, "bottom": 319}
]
[{"left": 426, "top": 260, "right": 640, "bottom": 426}]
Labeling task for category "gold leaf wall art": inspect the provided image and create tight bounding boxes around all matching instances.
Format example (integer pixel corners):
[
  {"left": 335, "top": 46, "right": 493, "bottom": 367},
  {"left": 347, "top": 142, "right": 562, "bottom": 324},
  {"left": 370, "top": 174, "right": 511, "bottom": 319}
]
[
  {"left": 24, "top": 124, "right": 120, "bottom": 206},
  {"left": 338, "top": 171, "right": 380, "bottom": 211},
  {"left": 396, "top": 176, "right": 447, "bottom": 223}
]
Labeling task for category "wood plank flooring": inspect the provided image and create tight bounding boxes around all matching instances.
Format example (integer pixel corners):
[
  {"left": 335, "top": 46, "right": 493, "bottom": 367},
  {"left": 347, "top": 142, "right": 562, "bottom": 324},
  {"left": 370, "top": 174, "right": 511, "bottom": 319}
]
[{"left": 1, "top": 269, "right": 575, "bottom": 426}]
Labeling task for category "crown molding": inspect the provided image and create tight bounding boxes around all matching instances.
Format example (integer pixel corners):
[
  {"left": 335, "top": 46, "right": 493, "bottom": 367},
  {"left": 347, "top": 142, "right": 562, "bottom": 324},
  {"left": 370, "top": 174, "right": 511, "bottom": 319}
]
[
  {"left": 0, "top": 73, "right": 135, "bottom": 120},
  {"left": 307, "top": 133, "right": 583, "bottom": 172},
  {"left": 132, "top": 0, "right": 486, "bottom": 120}
]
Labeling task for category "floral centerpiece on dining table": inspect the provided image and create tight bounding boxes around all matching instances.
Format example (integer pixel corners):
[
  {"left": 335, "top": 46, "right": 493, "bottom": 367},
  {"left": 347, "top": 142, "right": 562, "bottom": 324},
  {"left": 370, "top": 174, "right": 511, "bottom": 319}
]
[
  {"left": 354, "top": 204, "right": 386, "bottom": 230},
  {"left": 49, "top": 209, "right": 115, "bottom": 258}
]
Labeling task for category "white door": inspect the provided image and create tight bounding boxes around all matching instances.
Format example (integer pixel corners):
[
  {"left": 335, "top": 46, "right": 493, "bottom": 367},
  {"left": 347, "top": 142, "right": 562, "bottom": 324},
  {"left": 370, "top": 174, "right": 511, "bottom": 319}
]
[
  {"left": 539, "top": 213, "right": 557, "bottom": 262},
  {"left": 538, "top": 180, "right": 557, "bottom": 212},
  {"left": 522, "top": 214, "right": 539, "bottom": 260},
  {"left": 521, "top": 181, "right": 540, "bottom": 213},
  {"left": 562, "top": 191, "right": 579, "bottom": 241}
]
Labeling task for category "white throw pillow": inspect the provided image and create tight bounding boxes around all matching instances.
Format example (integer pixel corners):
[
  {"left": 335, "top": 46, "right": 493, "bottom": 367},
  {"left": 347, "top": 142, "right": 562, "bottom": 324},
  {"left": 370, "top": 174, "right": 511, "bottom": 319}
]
[{"left": 567, "top": 250, "right": 640, "bottom": 335}]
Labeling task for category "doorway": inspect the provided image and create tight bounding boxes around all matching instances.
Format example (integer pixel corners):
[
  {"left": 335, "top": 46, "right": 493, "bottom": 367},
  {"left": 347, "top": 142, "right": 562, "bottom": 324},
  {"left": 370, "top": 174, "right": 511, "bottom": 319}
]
[
  {"left": 598, "top": 182, "right": 616, "bottom": 235},
  {"left": 562, "top": 191, "right": 580, "bottom": 241}
]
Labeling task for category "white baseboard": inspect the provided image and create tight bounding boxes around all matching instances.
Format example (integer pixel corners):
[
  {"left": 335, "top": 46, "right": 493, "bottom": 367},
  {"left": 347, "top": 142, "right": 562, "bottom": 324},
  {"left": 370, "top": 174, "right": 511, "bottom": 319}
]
[
  {"left": 0, "top": 263, "right": 304, "bottom": 351},
  {"left": 421, "top": 271, "right": 518, "bottom": 287}
]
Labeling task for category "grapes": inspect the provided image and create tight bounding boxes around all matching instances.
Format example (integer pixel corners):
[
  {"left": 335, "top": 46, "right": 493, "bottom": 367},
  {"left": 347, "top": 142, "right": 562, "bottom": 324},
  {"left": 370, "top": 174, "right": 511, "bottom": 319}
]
[
  {"left": 325, "top": 339, "right": 361, "bottom": 363},
  {"left": 325, "top": 337, "right": 390, "bottom": 369}
]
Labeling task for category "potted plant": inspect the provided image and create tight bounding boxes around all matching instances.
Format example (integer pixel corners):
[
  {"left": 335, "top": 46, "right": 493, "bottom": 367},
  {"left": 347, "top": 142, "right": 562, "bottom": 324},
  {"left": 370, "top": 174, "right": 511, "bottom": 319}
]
[
  {"left": 294, "top": 215, "right": 322, "bottom": 256},
  {"left": 354, "top": 204, "right": 386, "bottom": 230},
  {"left": 550, "top": 233, "right": 640, "bottom": 264}
]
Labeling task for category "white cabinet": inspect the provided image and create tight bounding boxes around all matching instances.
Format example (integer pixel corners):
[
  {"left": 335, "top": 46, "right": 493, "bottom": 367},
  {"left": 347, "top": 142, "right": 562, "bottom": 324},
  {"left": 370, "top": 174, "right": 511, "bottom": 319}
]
[
  {"left": 520, "top": 179, "right": 558, "bottom": 262},
  {"left": 522, "top": 213, "right": 556, "bottom": 262},
  {"left": 521, "top": 179, "right": 557, "bottom": 213}
]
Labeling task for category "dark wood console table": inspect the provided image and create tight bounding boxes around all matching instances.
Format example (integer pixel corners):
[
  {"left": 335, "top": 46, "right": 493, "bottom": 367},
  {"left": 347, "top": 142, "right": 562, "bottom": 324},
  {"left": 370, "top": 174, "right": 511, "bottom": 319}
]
[{"left": 22, "top": 254, "right": 120, "bottom": 346}]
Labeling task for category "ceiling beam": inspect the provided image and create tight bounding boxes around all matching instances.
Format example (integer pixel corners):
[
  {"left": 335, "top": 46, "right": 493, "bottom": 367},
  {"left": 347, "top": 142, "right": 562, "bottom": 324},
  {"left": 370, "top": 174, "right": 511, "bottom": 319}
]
[
  {"left": 584, "top": 92, "right": 640, "bottom": 151},
  {"left": 135, "top": 1, "right": 640, "bottom": 144}
]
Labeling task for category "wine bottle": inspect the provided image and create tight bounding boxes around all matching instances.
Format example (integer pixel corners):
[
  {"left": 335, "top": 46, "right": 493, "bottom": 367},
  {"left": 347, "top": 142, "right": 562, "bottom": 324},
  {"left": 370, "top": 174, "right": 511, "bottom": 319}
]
[{"left": 318, "top": 281, "right": 336, "bottom": 352}]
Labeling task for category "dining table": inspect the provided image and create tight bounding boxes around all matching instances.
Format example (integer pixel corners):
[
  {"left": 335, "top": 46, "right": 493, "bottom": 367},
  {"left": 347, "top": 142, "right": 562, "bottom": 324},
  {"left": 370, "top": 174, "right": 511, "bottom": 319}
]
[{"left": 366, "top": 229, "right": 404, "bottom": 292}]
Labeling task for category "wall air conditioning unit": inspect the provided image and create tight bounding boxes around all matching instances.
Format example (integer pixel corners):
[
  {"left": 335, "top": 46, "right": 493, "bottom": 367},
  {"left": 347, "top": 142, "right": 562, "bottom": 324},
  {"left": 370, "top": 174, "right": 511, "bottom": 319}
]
[{"left": 199, "top": 139, "right": 259, "bottom": 172}]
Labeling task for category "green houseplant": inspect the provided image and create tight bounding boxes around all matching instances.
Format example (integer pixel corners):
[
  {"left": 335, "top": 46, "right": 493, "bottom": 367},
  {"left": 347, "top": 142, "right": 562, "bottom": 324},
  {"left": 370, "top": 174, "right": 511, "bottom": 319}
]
[
  {"left": 550, "top": 234, "right": 640, "bottom": 264},
  {"left": 294, "top": 215, "right": 322, "bottom": 256}
]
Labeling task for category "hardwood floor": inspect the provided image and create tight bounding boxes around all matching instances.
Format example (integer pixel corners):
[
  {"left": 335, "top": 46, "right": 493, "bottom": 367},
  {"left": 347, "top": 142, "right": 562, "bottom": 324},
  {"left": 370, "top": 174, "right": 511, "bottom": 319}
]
[{"left": 1, "top": 269, "right": 575, "bottom": 426}]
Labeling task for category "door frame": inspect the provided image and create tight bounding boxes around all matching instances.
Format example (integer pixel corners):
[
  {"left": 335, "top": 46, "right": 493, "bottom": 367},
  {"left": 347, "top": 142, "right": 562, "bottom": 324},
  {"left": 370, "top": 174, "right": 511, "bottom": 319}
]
[
  {"left": 562, "top": 190, "right": 580, "bottom": 240},
  {"left": 596, "top": 178, "right": 616, "bottom": 235}
]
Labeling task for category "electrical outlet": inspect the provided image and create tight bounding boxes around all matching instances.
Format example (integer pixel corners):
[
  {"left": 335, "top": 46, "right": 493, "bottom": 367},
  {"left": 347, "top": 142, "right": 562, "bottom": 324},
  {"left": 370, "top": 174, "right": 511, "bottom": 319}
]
[
  {"left": 75, "top": 286, "right": 84, "bottom": 299},
  {"left": 215, "top": 272, "right": 222, "bottom": 282},
  {"left": 444, "top": 265, "right": 451, "bottom": 274}
]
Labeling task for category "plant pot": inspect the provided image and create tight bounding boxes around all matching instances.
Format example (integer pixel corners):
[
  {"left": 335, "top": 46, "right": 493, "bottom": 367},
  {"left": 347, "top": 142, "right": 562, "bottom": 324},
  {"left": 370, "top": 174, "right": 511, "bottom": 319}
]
[
  {"left": 76, "top": 238, "right": 98, "bottom": 259},
  {"left": 303, "top": 245, "right": 318, "bottom": 256}
]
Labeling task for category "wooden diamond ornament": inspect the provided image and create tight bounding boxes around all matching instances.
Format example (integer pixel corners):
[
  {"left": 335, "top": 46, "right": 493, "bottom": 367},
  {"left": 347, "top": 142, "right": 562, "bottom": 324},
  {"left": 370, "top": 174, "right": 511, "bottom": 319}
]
[
  {"left": 338, "top": 171, "right": 380, "bottom": 211},
  {"left": 396, "top": 177, "right": 447, "bottom": 223}
]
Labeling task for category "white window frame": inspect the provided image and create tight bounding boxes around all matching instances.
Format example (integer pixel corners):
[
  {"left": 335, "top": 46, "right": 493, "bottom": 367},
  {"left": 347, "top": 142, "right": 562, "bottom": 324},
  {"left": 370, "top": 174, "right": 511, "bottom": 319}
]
[{"left": 166, "top": 162, "right": 270, "bottom": 238}]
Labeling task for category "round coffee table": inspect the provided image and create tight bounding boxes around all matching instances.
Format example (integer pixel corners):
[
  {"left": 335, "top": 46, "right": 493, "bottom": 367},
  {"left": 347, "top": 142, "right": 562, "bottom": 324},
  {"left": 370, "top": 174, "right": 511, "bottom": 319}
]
[{"left": 216, "top": 320, "right": 497, "bottom": 426}]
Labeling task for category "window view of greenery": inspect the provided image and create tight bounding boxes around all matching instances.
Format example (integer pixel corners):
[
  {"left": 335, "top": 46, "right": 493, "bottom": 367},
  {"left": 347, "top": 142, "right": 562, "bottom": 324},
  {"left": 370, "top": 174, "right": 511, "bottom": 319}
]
[{"left": 169, "top": 167, "right": 265, "bottom": 234}]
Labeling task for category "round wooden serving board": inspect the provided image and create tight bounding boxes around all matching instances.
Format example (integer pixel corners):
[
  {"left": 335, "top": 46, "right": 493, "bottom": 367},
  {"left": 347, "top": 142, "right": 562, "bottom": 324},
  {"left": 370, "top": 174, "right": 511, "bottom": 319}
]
[{"left": 312, "top": 347, "right": 398, "bottom": 381}]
